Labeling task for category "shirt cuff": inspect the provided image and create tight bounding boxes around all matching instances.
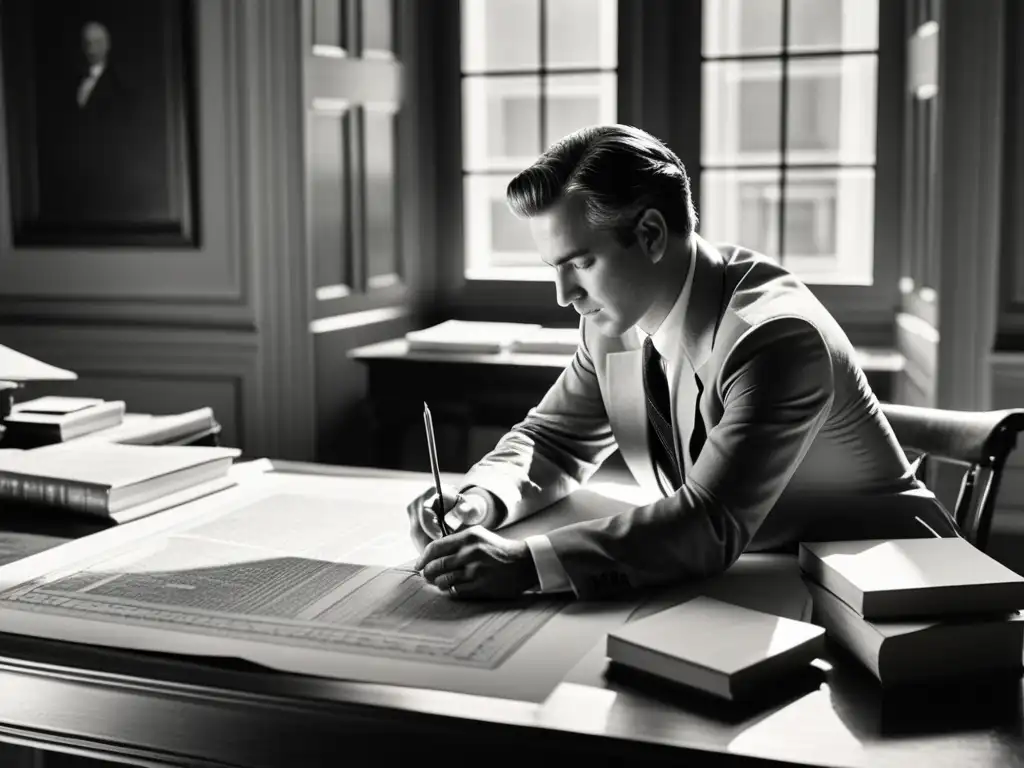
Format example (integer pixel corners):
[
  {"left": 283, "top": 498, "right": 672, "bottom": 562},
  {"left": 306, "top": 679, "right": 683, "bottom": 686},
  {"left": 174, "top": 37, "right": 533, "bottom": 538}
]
[{"left": 524, "top": 535, "right": 574, "bottom": 594}]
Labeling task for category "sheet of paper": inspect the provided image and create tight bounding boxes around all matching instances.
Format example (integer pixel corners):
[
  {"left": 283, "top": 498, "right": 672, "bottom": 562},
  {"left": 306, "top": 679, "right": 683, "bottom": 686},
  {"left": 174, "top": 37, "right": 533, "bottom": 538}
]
[
  {"left": 0, "top": 344, "right": 77, "bottom": 382},
  {"left": 0, "top": 533, "right": 70, "bottom": 568},
  {"left": 0, "top": 472, "right": 637, "bottom": 703}
]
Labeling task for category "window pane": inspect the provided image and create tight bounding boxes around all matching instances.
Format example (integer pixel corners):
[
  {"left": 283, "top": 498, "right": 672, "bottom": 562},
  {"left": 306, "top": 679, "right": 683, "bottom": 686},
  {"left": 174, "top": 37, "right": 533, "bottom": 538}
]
[
  {"left": 788, "top": 0, "right": 878, "bottom": 53},
  {"left": 702, "top": 61, "right": 782, "bottom": 167},
  {"left": 462, "top": 0, "right": 540, "bottom": 73},
  {"left": 545, "top": 0, "right": 617, "bottom": 70},
  {"left": 700, "top": 169, "right": 782, "bottom": 260},
  {"left": 463, "top": 75, "right": 541, "bottom": 172},
  {"left": 464, "top": 175, "right": 538, "bottom": 275},
  {"left": 543, "top": 73, "right": 617, "bottom": 147},
  {"left": 782, "top": 168, "right": 874, "bottom": 284},
  {"left": 703, "top": 0, "right": 782, "bottom": 57},
  {"left": 362, "top": 0, "right": 393, "bottom": 57},
  {"left": 786, "top": 56, "right": 876, "bottom": 165}
]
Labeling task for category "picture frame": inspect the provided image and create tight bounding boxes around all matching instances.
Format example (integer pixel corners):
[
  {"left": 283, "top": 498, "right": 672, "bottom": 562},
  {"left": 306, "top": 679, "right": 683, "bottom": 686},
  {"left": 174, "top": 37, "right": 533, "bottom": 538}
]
[{"left": 0, "top": 0, "right": 199, "bottom": 247}]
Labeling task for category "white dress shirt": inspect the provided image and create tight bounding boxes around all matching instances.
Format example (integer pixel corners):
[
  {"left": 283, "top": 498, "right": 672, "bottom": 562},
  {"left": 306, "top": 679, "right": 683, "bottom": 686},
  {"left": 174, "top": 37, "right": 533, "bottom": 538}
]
[
  {"left": 523, "top": 247, "right": 698, "bottom": 594},
  {"left": 77, "top": 63, "right": 105, "bottom": 108}
]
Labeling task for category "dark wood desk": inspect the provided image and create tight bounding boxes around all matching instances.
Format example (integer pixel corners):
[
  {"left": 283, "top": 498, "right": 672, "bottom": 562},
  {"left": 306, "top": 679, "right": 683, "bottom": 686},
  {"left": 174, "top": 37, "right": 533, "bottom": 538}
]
[
  {"left": 0, "top": 460, "right": 1022, "bottom": 768},
  {"left": 350, "top": 339, "right": 905, "bottom": 471}
]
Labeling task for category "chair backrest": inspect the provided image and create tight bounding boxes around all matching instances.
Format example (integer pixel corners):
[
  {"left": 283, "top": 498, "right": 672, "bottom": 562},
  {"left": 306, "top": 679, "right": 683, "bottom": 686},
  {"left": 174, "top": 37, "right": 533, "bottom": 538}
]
[{"left": 880, "top": 403, "right": 1024, "bottom": 550}]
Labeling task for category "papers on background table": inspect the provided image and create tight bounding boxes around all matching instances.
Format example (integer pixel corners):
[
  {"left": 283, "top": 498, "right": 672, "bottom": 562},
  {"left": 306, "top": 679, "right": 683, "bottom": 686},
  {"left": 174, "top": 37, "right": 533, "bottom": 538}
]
[
  {"left": 404, "top": 321, "right": 580, "bottom": 355},
  {"left": 0, "top": 345, "right": 77, "bottom": 382}
]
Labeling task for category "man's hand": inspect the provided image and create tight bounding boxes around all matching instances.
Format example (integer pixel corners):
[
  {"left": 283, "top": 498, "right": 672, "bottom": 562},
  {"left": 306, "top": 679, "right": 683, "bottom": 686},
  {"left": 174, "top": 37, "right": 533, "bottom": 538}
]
[
  {"left": 404, "top": 484, "right": 501, "bottom": 552},
  {"left": 415, "top": 527, "right": 538, "bottom": 599}
]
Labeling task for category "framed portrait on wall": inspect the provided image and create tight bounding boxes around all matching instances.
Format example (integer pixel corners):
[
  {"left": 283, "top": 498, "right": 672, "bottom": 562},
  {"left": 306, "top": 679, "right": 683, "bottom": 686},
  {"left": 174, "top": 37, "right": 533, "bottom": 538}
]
[{"left": 1, "top": 0, "right": 199, "bottom": 247}]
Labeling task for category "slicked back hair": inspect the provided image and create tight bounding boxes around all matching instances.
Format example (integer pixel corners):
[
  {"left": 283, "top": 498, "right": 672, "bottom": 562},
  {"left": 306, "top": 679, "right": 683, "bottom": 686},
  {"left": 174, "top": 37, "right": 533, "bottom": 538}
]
[{"left": 506, "top": 124, "right": 697, "bottom": 246}]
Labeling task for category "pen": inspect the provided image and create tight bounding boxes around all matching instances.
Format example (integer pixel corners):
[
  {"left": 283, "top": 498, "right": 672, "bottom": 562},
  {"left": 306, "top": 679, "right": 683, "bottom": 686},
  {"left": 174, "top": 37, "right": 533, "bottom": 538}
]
[{"left": 423, "top": 402, "right": 450, "bottom": 536}]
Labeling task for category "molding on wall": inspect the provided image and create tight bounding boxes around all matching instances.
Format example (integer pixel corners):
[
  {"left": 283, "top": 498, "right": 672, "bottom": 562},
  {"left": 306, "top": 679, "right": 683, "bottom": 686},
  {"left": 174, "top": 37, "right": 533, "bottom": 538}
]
[
  {"left": 0, "top": 0, "right": 253, "bottom": 326},
  {"left": 934, "top": 0, "right": 1006, "bottom": 410},
  {"left": 243, "top": 0, "right": 316, "bottom": 461}
]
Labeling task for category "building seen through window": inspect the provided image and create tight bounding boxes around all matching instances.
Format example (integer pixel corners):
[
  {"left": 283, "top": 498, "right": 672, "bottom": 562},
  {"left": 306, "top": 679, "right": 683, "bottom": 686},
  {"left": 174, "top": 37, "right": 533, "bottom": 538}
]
[
  {"left": 701, "top": 0, "right": 879, "bottom": 284},
  {"left": 459, "top": 0, "right": 880, "bottom": 285},
  {"left": 461, "top": 0, "right": 618, "bottom": 279}
]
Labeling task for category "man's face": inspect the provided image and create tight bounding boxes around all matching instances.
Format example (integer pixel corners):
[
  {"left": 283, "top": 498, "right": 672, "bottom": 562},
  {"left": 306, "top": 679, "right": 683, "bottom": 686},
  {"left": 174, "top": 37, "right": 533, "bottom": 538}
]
[
  {"left": 529, "top": 195, "right": 657, "bottom": 338},
  {"left": 82, "top": 23, "right": 110, "bottom": 66}
]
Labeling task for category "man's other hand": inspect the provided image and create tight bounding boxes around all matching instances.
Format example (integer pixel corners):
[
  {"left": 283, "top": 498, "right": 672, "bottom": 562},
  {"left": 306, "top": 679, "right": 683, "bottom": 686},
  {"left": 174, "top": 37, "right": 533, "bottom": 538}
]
[{"left": 415, "top": 527, "right": 538, "bottom": 599}]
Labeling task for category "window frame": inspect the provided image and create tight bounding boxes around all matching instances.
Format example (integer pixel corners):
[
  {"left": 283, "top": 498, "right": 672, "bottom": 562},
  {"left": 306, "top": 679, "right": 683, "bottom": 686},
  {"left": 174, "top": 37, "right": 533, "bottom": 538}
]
[{"left": 432, "top": 0, "right": 905, "bottom": 345}]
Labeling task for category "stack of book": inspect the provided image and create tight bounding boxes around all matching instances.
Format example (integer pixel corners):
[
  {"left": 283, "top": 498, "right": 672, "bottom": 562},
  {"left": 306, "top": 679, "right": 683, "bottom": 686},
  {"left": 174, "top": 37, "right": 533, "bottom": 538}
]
[
  {"left": 4, "top": 396, "right": 126, "bottom": 446},
  {"left": 799, "top": 538, "right": 1024, "bottom": 687},
  {"left": 0, "top": 442, "right": 240, "bottom": 524},
  {"left": 2, "top": 397, "right": 221, "bottom": 449}
]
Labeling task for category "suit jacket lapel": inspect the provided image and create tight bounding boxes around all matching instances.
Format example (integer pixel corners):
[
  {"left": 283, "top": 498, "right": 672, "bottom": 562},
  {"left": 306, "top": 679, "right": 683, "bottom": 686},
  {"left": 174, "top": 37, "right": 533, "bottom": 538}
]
[
  {"left": 604, "top": 349, "right": 660, "bottom": 494},
  {"left": 601, "top": 237, "right": 730, "bottom": 490},
  {"left": 683, "top": 236, "right": 727, "bottom": 372}
]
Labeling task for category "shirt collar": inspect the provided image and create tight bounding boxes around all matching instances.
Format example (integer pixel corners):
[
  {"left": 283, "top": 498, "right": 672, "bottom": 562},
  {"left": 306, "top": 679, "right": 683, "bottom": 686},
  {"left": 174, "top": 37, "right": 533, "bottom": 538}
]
[
  {"left": 635, "top": 240, "right": 697, "bottom": 364},
  {"left": 89, "top": 63, "right": 105, "bottom": 77}
]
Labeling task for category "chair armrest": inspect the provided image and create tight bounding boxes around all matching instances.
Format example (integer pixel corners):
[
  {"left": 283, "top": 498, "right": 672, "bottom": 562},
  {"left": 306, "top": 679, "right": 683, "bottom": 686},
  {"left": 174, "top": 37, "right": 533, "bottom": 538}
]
[{"left": 880, "top": 404, "right": 1024, "bottom": 467}]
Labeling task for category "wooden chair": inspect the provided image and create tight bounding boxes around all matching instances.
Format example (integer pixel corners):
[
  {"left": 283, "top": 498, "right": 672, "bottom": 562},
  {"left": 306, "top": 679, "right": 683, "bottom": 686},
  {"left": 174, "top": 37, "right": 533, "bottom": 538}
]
[{"left": 881, "top": 403, "right": 1024, "bottom": 551}]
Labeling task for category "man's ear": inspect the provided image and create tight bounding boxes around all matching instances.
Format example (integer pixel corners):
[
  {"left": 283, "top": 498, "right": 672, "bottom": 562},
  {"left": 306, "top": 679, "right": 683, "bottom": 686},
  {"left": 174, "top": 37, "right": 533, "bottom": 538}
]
[{"left": 634, "top": 208, "right": 668, "bottom": 263}]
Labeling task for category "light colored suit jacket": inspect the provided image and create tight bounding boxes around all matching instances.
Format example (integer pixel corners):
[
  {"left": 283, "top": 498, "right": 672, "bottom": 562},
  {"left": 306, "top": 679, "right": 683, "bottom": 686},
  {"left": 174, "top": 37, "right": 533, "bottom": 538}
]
[{"left": 462, "top": 237, "right": 961, "bottom": 599}]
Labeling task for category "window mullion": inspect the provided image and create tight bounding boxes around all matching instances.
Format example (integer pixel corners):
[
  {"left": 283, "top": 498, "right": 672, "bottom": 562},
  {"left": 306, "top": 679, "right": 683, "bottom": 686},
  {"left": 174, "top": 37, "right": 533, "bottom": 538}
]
[{"left": 778, "top": 0, "right": 790, "bottom": 263}]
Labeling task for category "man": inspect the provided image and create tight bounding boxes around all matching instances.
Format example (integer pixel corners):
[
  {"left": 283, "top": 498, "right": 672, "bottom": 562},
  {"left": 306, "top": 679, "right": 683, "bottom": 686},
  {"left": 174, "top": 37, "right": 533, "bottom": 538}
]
[
  {"left": 37, "top": 18, "right": 141, "bottom": 226},
  {"left": 407, "top": 124, "right": 960, "bottom": 600},
  {"left": 78, "top": 22, "right": 109, "bottom": 108}
]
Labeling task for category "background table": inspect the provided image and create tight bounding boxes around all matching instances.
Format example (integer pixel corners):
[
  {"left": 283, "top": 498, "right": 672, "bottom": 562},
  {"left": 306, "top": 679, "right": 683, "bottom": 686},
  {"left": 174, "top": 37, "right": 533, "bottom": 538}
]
[{"left": 349, "top": 339, "right": 905, "bottom": 472}]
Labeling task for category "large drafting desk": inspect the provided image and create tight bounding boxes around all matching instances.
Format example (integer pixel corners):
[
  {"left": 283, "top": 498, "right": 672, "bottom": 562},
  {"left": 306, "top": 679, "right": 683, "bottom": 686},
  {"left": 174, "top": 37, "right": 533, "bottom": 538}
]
[
  {"left": 0, "top": 461, "right": 1022, "bottom": 768},
  {"left": 349, "top": 338, "right": 905, "bottom": 470}
]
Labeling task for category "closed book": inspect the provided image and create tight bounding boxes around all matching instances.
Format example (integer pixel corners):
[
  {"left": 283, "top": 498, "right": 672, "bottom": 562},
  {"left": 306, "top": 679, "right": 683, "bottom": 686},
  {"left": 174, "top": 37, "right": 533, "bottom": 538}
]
[
  {"left": 0, "top": 443, "right": 240, "bottom": 518},
  {"left": 606, "top": 596, "right": 825, "bottom": 701},
  {"left": 5, "top": 397, "right": 126, "bottom": 443},
  {"left": 405, "top": 320, "right": 538, "bottom": 353},
  {"left": 806, "top": 580, "right": 1024, "bottom": 686},
  {"left": 799, "top": 538, "right": 1024, "bottom": 620}
]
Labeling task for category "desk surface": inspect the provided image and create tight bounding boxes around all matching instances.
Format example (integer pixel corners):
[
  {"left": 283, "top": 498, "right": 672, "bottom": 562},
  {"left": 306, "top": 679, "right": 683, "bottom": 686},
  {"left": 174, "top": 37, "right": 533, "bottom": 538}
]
[{"left": 0, "top": 461, "right": 1021, "bottom": 768}]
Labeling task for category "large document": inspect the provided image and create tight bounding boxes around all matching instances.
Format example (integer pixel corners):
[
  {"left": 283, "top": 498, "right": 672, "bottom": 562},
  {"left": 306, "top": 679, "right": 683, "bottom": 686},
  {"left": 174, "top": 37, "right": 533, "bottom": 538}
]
[{"left": 0, "top": 470, "right": 648, "bottom": 702}]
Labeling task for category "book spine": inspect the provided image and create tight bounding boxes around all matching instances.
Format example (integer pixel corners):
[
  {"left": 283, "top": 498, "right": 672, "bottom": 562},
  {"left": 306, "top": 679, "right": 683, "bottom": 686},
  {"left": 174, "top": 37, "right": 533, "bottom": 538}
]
[{"left": 0, "top": 473, "right": 107, "bottom": 515}]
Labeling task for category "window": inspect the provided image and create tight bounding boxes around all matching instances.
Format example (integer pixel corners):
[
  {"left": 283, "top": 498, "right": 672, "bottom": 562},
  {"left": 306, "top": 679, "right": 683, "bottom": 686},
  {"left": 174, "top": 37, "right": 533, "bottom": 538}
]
[
  {"left": 460, "top": 0, "right": 618, "bottom": 280},
  {"left": 700, "top": 0, "right": 880, "bottom": 285}
]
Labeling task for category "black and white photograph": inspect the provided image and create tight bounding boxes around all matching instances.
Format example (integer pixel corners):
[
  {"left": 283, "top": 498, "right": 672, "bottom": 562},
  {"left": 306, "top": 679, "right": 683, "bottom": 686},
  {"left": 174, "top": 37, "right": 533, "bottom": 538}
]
[{"left": 0, "top": 1, "right": 1023, "bottom": 766}]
